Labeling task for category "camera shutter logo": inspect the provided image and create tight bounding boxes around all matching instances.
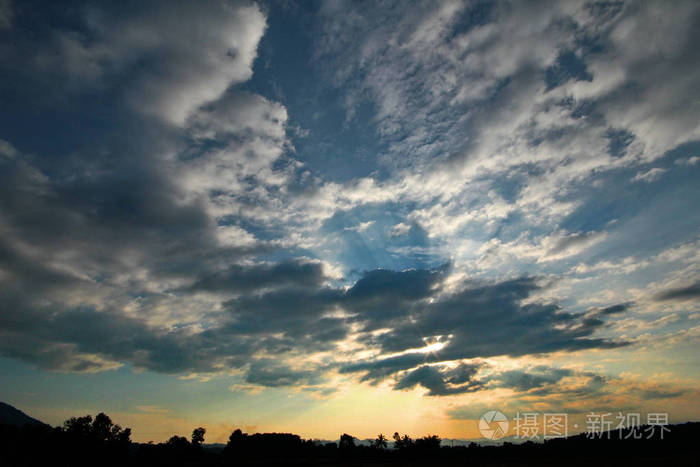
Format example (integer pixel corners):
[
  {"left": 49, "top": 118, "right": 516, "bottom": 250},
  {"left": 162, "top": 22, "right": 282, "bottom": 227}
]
[{"left": 479, "top": 410, "right": 509, "bottom": 440}]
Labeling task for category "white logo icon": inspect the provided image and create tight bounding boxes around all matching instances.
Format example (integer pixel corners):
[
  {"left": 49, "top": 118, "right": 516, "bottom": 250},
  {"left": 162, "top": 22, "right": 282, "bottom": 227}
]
[{"left": 479, "top": 410, "right": 509, "bottom": 440}]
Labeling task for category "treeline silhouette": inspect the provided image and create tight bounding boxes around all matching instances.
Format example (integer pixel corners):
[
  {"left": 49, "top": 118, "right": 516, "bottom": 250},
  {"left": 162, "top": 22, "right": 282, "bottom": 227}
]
[{"left": 1, "top": 412, "right": 698, "bottom": 466}]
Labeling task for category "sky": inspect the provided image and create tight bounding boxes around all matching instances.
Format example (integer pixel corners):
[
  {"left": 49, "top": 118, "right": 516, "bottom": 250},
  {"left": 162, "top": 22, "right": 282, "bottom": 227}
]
[{"left": 0, "top": 0, "right": 699, "bottom": 443}]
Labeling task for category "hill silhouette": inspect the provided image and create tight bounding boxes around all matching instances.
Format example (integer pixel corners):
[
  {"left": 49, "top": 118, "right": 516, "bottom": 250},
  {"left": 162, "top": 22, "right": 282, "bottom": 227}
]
[
  {"left": 0, "top": 402, "right": 47, "bottom": 427},
  {"left": 0, "top": 403, "right": 697, "bottom": 466}
]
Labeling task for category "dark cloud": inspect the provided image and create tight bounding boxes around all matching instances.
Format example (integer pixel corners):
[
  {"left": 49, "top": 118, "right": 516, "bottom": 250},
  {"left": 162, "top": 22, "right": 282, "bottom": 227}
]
[
  {"left": 597, "top": 303, "right": 633, "bottom": 315},
  {"left": 344, "top": 266, "right": 446, "bottom": 325},
  {"left": 394, "top": 363, "right": 483, "bottom": 396},
  {"left": 339, "top": 277, "right": 628, "bottom": 391},
  {"left": 0, "top": 252, "right": 628, "bottom": 387},
  {"left": 493, "top": 367, "right": 574, "bottom": 392},
  {"left": 245, "top": 359, "right": 321, "bottom": 387},
  {"left": 184, "top": 260, "right": 327, "bottom": 294},
  {"left": 655, "top": 281, "right": 700, "bottom": 301},
  {"left": 0, "top": 129, "right": 251, "bottom": 291},
  {"left": 347, "top": 267, "right": 444, "bottom": 302},
  {"left": 526, "top": 372, "right": 606, "bottom": 397},
  {"left": 340, "top": 353, "right": 439, "bottom": 383},
  {"left": 0, "top": 141, "right": 289, "bottom": 376},
  {"left": 639, "top": 388, "right": 685, "bottom": 400},
  {"left": 389, "top": 363, "right": 610, "bottom": 399},
  {"left": 220, "top": 286, "right": 347, "bottom": 350},
  {"left": 0, "top": 289, "right": 255, "bottom": 374},
  {"left": 364, "top": 277, "right": 627, "bottom": 357}
]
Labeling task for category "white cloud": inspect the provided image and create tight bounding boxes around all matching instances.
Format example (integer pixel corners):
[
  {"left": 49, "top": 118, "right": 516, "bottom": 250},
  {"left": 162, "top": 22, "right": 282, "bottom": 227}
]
[
  {"left": 0, "top": 138, "right": 17, "bottom": 158},
  {"left": 180, "top": 91, "right": 291, "bottom": 200},
  {"left": 309, "top": 0, "right": 700, "bottom": 254},
  {"left": 390, "top": 223, "right": 412, "bottom": 238},
  {"left": 344, "top": 221, "right": 375, "bottom": 233},
  {"left": 675, "top": 156, "right": 699, "bottom": 166},
  {"left": 474, "top": 229, "right": 608, "bottom": 271},
  {"left": 632, "top": 167, "right": 666, "bottom": 183},
  {"left": 215, "top": 225, "right": 258, "bottom": 248},
  {"left": 33, "top": 2, "right": 267, "bottom": 126}
]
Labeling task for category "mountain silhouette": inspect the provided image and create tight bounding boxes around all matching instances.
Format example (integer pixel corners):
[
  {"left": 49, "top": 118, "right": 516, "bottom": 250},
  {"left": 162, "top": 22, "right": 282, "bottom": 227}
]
[{"left": 0, "top": 401, "right": 47, "bottom": 427}]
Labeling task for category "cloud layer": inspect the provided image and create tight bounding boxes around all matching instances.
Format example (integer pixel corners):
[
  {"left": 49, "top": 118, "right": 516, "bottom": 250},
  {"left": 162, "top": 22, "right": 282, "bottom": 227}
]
[{"left": 0, "top": 0, "right": 698, "bottom": 412}]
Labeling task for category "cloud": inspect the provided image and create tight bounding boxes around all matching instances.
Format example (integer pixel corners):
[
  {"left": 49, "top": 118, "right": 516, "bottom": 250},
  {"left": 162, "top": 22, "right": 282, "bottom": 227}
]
[
  {"left": 639, "top": 388, "right": 685, "bottom": 400},
  {"left": 394, "top": 363, "right": 484, "bottom": 396},
  {"left": 340, "top": 276, "right": 629, "bottom": 389},
  {"left": 389, "top": 222, "right": 412, "bottom": 237},
  {"left": 344, "top": 221, "right": 375, "bottom": 233},
  {"left": 245, "top": 359, "right": 322, "bottom": 388},
  {"left": 0, "top": 1, "right": 324, "bottom": 380},
  {"left": 183, "top": 91, "right": 290, "bottom": 194},
  {"left": 0, "top": 234, "right": 630, "bottom": 386},
  {"left": 220, "top": 286, "right": 346, "bottom": 344},
  {"left": 442, "top": 367, "right": 692, "bottom": 420},
  {"left": 0, "top": 0, "right": 697, "bottom": 409},
  {"left": 344, "top": 266, "right": 447, "bottom": 324},
  {"left": 309, "top": 0, "right": 700, "bottom": 280},
  {"left": 0, "top": 138, "right": 16, "bottom": 157},
  {"left": 388, "top": 362, "right": 613, "bottom": 400},
  {"left": 675, "top": 156, "right": 699, "bottom": 166},
  {"left": 124, "top": 2, "right": 266, "bottom": 126},
  {"left": 547, "top": 231, "right": 605, "bottom": 256},
  {"left": 493, "top": 367, "right": 575, "bottom": 392},
  {"left": 538, "top": 230, "right": 608, "bottom": 262},
  {"left": 183, "top": 259, "right": 327, "bottom": 294},
  {"left": 189, "top": 91, "right": 288, "bottom": 141},
  {"left": 340, "top": 352, "right": 442, "bottom": 384},
  {"left": 632, "top": 167, "right": 667, "bottom": 183},
  {"left": 363, "top": 277, "right": 628, "bottom": 357},
  {"left": 655, "top": 281, "right": 700, "bottom": 301},
  {"left": 595, "top": 303, "right": 634, "bottom": 316},
  {"left": 1, "top": 1, "right": 267, "bottom": 126}
]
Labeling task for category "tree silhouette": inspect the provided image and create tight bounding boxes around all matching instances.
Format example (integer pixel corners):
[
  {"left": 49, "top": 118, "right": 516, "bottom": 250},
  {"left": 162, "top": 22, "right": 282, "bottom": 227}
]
[
  {"left": 373, "top": 433, "right": 388, "bottom": 449},
  {"left": 92, "top": 413, "right": 112, "bottom": 440},
  {"left": 54, "top": 412, "right": 133, "bottom": 466},
  {"left": 62, "top": 412, "right": 131, "bottom": 444},
  {"left": 112, "top": 424, "right": 132, "bottom": 444},
  {"left": 1, "top": 411, "right": 699, "bottom": 466},
  {"left": 63, "top": 415, "right": 93, "bottom": 437},
  {"left": 415, "top": 434, "right": 441, "bottom": 452},
  {"left": 166, "top": 435, "right": 190, "bottom": 450},
  {"left": 191, "top": 427, "right": 205, "bottom": 447},
  {"left": 339, "top": 433, "right": 356, "bottom": 449},
  {"left": 223, "top": 428, "right": 245, "bottom": 457},
  {"left": 393, "top": 432, "right": 413, "bottom": 450}
]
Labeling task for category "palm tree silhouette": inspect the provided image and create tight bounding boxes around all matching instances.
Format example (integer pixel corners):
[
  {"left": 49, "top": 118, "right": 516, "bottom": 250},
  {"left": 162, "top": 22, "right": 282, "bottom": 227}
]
[{"left": 373, "top": 433, "right": 388, "bottom": 449}]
